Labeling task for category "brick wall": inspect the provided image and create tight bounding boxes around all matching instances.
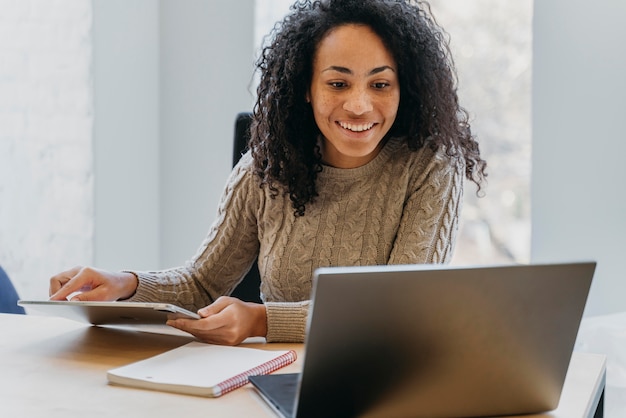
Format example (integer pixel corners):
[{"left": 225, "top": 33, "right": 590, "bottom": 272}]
[{"left": 0, "top": 1, "right": 93, "bottom": 299}]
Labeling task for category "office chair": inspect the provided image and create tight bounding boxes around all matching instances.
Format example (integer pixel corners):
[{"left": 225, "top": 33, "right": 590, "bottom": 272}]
[
  {"left": 0, "top": 266, "right": 26, "bottom": 314},
  {"left": 232, "top": 111, "right": 253, "bottom": 168},
  {"left": 229, "top": 112, "right": 262, "bottom": 304}
]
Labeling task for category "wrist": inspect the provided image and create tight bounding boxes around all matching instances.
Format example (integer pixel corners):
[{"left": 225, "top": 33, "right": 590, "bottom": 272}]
[
  {"left": 250, "top": 302, "right": 268, "bottom": 338},
  {"left": 119, "top": 271, "right": 139, "bottom": 300}
]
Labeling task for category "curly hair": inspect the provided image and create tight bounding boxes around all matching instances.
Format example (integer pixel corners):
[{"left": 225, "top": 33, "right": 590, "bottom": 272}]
[{"left": 250, "top": 0, "right": 487, "bottom": 216}]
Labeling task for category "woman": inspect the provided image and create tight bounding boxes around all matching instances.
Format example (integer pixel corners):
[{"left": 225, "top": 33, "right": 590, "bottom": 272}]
[{"left": 50, "top": 0, "right": 487, "bottom": 345}]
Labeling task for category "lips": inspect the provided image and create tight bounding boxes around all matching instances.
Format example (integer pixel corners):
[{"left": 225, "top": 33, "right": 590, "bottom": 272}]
[{"left": 338, "top": 121, "right": 375, "bottom": 132}]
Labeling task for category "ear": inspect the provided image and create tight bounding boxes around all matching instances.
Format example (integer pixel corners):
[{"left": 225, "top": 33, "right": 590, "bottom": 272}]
[{"left": 305, "top": 90, "right": 311, "bottom": 103}]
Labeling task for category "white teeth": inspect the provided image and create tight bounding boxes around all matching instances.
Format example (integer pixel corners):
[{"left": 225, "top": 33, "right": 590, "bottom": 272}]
[{"left": 339, "top": 121, "right": 374, "bottom": 132}]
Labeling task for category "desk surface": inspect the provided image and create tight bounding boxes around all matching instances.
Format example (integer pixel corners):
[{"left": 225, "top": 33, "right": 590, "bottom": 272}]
[{"left": 0, "top": 313, "right": 605, "bottom": 418}]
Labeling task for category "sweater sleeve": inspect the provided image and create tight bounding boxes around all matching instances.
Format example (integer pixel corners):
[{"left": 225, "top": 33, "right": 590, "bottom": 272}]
[
  {"left": 264, "top": 301, "right": 311, "bottom": 342},
  {"left": 124, "top": 154, "right": 262, "bottom": 312},
  {"left": 389, "top": 148, "right": 465, "bottom": 265}
]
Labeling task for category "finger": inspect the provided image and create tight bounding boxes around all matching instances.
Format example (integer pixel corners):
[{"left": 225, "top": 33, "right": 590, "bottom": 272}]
[
  {"left": 198, "top": 296, "right": 236, "bottom": 317},
  {"left": 50, "top": 281, "right": 85, "bottom": 301},
  {"left": 167, "top": 313, "right": 227, "bottom": 334},
  {"left": 49, "top": 266, "right": 81, "bottom": 296},
  {"left": 167, "top": 318, "right": 238, "bottom": 345},
  {"left": 49, "top": 277, "right": 69, "bottom": 297},
  {"left": 68, "top": 285, "right": 111, "bottom": 302},
  {"left": 49, "top": 270, "right": 94, "bottom": 301}
]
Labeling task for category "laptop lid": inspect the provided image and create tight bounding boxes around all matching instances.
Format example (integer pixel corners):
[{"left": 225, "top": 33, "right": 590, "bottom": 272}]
[{"left": 285, "top": 261, "right": 595, "bottom": 418}]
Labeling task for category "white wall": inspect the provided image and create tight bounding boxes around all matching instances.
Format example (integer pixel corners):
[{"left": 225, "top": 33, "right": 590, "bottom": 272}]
[
  {"left": 158, "top": 1, "right": 256, "bottom": 268},
  {"left": 0, "top": 1, "right": 93, "bottom": 299},
  {"left": 532, "top": 0, "right": 626, "bottom": 316},
  {"left": 92, "top": 0, "right": 160, "bottom": 271},
  {"left": 0, "top": 1, "right": 255, "bottom": 298},
  {"left": 93, "top": 1, "right": 256, "bottom": 271}
]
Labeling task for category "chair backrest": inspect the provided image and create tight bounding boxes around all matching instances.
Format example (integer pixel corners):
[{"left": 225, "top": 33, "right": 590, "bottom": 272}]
[
  {"left": 229, "top": 112, "right": 262, "bottom": 303},
  {"left": 0, "top": 266, "right": 26, "bottom": 314},
  {"left": 233, "top": 112, "right": 253, "bottom": 167}
]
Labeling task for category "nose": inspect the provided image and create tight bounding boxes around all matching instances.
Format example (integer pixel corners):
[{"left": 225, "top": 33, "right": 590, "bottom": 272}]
[{"left": 342, "top": 88, "right": 373, "bottom": 115}]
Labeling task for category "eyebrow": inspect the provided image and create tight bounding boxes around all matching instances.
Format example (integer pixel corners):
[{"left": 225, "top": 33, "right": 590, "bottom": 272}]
[{"left": 321, "top": 65, "right": 396, "bottom": 75}]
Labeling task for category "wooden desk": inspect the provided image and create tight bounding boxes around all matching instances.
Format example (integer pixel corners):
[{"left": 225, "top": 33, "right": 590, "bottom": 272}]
[{"left": 0, "top": 313, "right": 605, "bottom": 418}]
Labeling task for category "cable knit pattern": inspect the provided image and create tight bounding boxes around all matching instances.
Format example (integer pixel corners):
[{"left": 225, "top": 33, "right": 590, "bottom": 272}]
[{"left": 126, "top": 137, "right": 464, "bottom": 342}]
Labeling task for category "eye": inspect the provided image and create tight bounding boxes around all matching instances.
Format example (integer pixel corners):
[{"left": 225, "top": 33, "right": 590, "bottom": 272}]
[
  {"left": 328, "top": 81, "right": 347, "bottom": 89},
  {"left": 372, "top": 82, "right": 390, "bottom": 89}
]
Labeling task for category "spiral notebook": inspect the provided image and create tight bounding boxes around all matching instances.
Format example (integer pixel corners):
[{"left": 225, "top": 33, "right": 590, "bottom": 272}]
[{"left": 107, "top": 341, "right": 297, "bottom": 397}]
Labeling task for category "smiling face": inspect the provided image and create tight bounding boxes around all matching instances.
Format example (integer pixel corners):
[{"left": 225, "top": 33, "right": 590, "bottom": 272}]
[{"left": 308, "top": 24, "right": 400, "bottom": 168}]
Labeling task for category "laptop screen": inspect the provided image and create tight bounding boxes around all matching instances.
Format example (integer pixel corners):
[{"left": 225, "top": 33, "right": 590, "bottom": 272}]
[{"left": 285, "top": 262, "right": 595, "bottom": 418}]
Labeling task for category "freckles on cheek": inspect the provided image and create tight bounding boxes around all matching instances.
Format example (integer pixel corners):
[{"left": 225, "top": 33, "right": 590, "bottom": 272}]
[{"left": 319, "top": 97, "right": 334, "bottom": 115}]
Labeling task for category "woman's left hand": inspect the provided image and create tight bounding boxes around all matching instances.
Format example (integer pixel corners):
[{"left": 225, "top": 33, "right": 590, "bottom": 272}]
[{"left": 166, "top": 296, "right": 268, "bottom": 346}]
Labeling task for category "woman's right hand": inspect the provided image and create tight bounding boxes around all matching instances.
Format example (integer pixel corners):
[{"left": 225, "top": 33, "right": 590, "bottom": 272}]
[{"left": 49, "top": 266, "right": 138, "bottom": 302}]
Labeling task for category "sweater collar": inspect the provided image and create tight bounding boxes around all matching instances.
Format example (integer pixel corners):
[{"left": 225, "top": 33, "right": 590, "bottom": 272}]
[{"left": 318, "top": 137, "right": 404, "bottom": 179}]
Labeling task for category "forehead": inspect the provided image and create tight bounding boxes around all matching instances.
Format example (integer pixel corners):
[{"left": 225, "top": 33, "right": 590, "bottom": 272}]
[{"left": 313, "top": 24, "right": 396, "bottom": 69}]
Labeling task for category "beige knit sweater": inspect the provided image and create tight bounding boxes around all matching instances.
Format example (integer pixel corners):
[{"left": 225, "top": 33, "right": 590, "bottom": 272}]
[{"left": 126, "top": 137, "right": 464, "bottom": 342}]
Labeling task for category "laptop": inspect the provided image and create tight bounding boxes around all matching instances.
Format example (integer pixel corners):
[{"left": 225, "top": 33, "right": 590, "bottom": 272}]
[
  {"left": 17, "top": 300, "right": 200, "bottom": 325},
  {"left": 249, "top": 261, "right": 596, "bottom": 418}
]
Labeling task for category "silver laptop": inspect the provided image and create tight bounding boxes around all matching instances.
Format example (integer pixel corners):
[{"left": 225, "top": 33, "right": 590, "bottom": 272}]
[
  {"left": 17, "top": 300, "right": 200, "bottom": 325},
  {"left": 249, "top": 261, "right": 596, "bottom": 418}
]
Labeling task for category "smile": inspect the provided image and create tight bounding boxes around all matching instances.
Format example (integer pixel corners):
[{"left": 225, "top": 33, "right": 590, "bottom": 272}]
[{"left": 338, "top": 121, "right": 375, "bottom": 132}]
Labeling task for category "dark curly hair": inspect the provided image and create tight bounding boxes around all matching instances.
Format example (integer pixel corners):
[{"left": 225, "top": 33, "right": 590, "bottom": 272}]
[{"left": 250, "top": 0, "right": 487, "bottom": 216}]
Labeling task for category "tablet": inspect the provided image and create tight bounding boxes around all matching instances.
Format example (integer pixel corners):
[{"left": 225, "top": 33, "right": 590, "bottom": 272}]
[{"left": 17, "top": 300, "right": 200, "bottom": 326}]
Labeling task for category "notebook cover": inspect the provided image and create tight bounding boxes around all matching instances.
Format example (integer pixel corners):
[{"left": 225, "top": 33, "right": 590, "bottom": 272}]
[{"left": 107, "top": 342, "right": 297, "bottom": 397}]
